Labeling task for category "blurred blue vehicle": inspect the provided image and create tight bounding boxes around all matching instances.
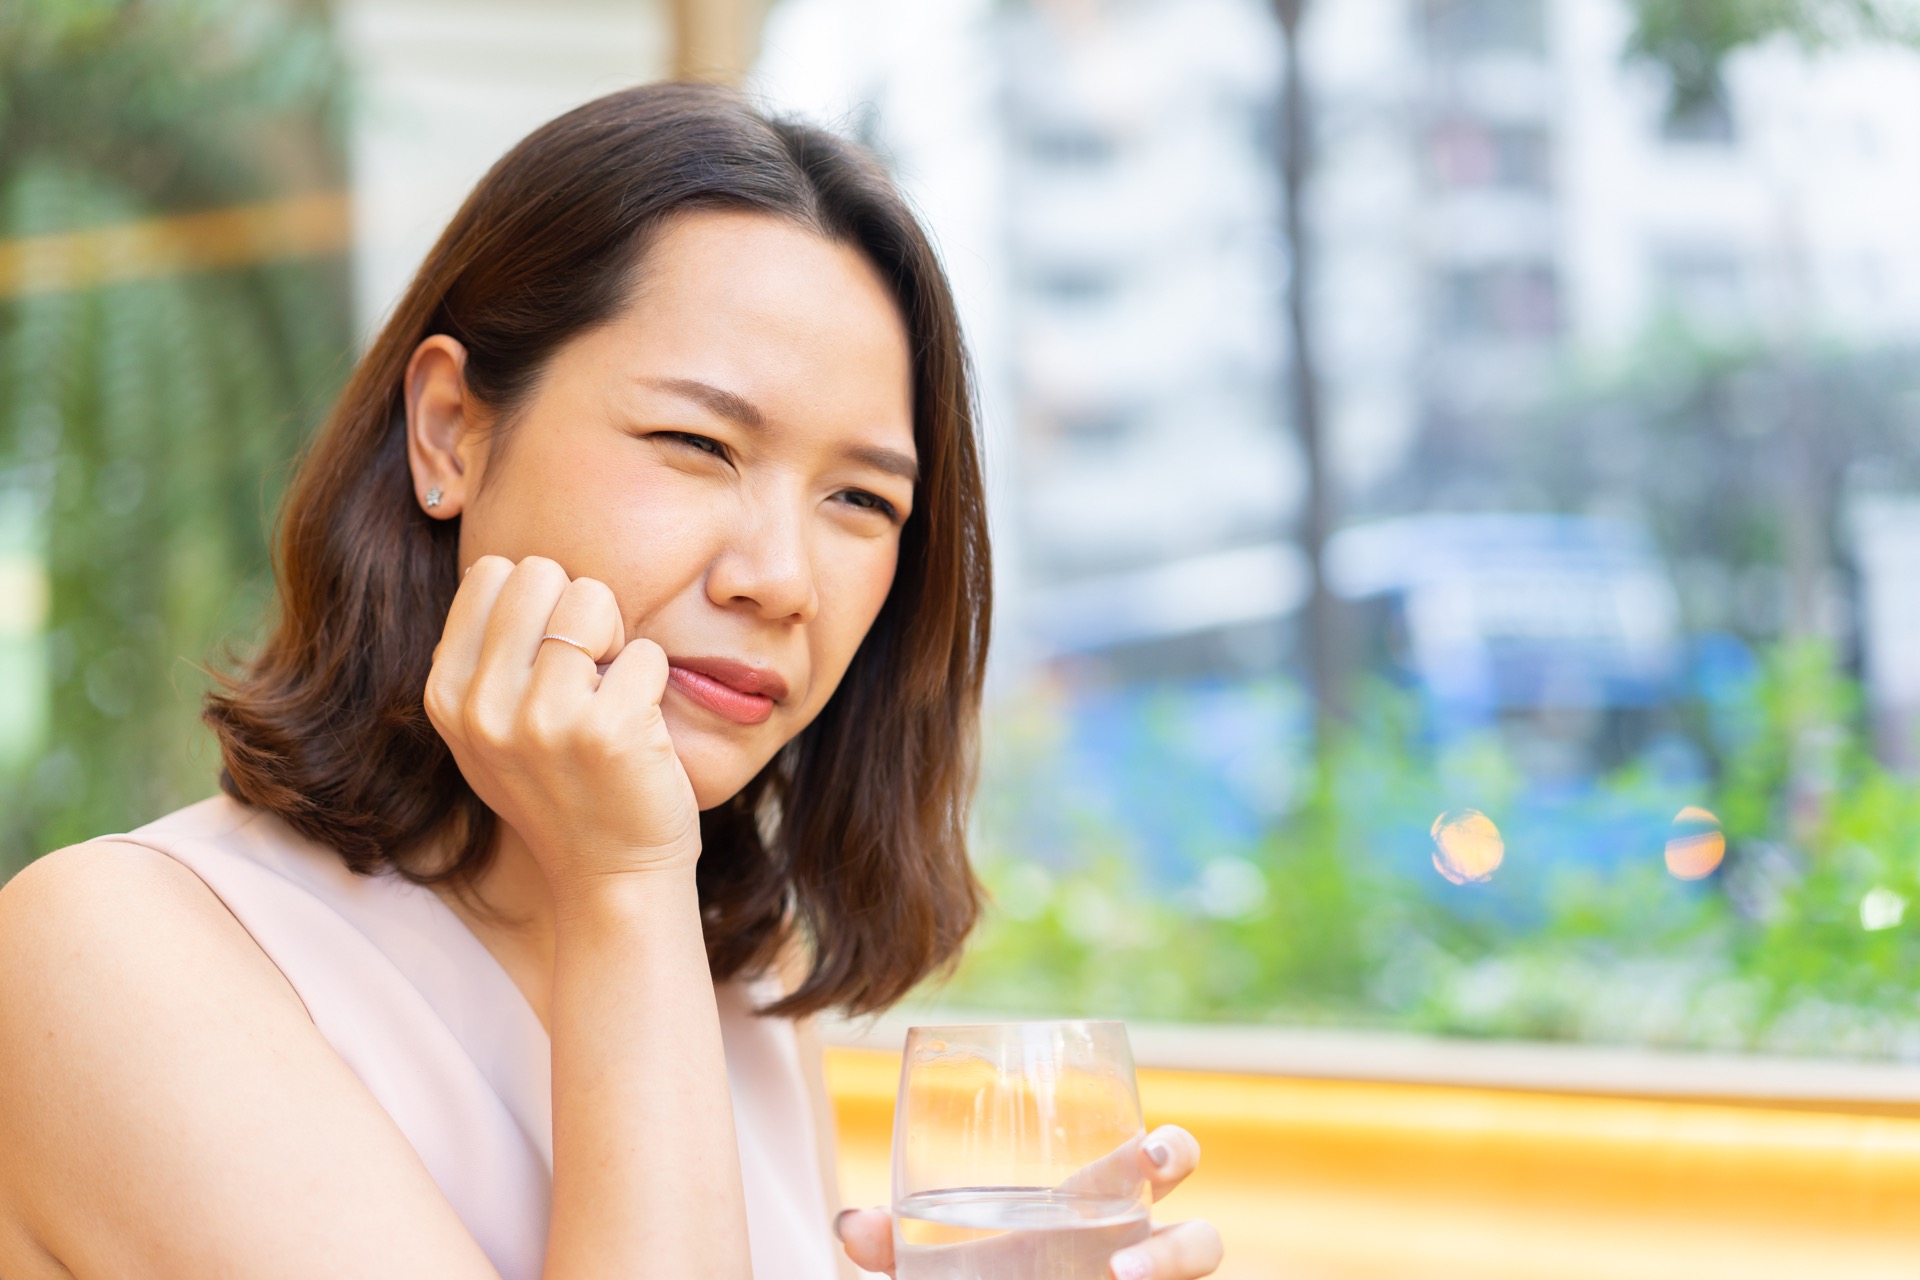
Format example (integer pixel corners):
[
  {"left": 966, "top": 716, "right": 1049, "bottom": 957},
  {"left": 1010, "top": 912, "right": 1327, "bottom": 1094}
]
[
  {"left": 1326, "top": 514, "right": 1688, "bottom": 778},
  {"left": 1015, "top": 516, "right": 1703, "bottom": 900}
]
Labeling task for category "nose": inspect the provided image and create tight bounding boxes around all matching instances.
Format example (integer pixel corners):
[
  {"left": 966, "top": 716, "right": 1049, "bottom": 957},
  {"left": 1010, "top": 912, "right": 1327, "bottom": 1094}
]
[{"left": 706, "top": 495, "right": 819, "bottom": 624}]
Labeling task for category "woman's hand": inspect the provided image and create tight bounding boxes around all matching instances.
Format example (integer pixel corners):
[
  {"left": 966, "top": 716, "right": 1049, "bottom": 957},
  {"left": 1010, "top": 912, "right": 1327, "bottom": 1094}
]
[
  {"left": 424, "top": 555, "right": 701, "bottom": 894},
  {"left": 834, "top": 1124, "right": 1224, "bottom": 1280},
  {"left": 430, "top": 556, "right": 751, "bottom": 1275}
]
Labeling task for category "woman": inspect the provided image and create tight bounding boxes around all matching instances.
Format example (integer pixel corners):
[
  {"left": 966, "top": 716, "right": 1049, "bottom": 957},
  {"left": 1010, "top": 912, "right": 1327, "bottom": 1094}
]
[{"left": 0, "top": 84, "right": 1222, "bottom": 1280}]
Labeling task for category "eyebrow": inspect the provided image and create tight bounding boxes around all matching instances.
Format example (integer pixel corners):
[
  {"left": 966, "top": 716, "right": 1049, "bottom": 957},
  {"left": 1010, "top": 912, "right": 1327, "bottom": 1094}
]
[
  {"left": 849, "top": 444, "right": 920, "bottom": 484},
  {"left": 645, "top": 376, "right": 765, "bottom": 429},
  {"left": 642, "top": 375, "right": 920, "bottom": 484}
]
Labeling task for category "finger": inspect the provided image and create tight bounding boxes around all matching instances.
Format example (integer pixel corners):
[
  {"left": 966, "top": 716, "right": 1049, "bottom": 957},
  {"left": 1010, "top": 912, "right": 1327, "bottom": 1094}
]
[
  {"left": 434, "top": 554, "right": 515, "bottom": 677},
  {"left": 1055, "top": 1133, "right": 1146, "bottom": 1199},
  {"left": 426, "top": 556, "right": 515, "bottom": 736},
  {"left": 528, "top": 576, "right": 625, "bottom": 699},
  {"left": 543, "top": 574, "right": 628, "bottom": 664},
  {"left": 1109, "top": 1219, "right": 1223, "bottom": 1280},
  {"left": 469, "top": 556, "right": 571, "bottom": 706},
  {"left": 835, "top": 1207, "right": 895, "bottom": 1275},
  {"left": 1140, "top": 1125, "right": 1200, "bottom": 1202},
  {"left": 595, "top": 633, "right": 671, "bottom": 711}
]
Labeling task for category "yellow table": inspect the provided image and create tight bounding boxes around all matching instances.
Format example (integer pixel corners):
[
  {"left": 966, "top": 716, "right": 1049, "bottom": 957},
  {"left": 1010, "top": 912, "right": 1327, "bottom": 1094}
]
[{"left": 826, "top": 1045, "right": 1920, "bottom": 1280}]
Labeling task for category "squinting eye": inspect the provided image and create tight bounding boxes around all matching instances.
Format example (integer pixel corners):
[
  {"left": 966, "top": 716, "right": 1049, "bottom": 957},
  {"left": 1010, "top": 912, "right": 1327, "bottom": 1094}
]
[
  {"left": 664, "top": 432, "right": 724, "bottom": 456},
  {"left": 841, "top": 490, "right": 899, "bottom": 519}
]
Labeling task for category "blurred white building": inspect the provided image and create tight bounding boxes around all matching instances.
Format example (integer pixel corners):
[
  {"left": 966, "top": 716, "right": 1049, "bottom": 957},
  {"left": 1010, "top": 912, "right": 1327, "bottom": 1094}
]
[
  {"left": 996, "top": 1, "right": 1292, "bottom": 581},
  {"left": 1319, "top": 0, "right": 1920, "bottom": 730},
  {"left": 760, "top": 0, "right": 1920, "bottom": 686},
  {"left": 1316, "top": 0, "right": 1920, "bottom": 427}
]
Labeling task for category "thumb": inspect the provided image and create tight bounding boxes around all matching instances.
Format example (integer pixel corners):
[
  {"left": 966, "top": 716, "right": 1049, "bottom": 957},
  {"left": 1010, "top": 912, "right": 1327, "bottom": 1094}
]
[{"left": 836, "top": 1207, "right": 895, "bottom": 1276}]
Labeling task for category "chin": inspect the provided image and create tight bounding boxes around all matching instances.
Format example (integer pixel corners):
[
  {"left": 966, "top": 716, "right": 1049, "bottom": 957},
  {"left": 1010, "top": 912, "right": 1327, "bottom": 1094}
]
[
  {"left": 668, "top": 720, "right": 777, "bottom": 812},
  {"left": 691, "top": 772, "right": 759, "bottom": 811}
]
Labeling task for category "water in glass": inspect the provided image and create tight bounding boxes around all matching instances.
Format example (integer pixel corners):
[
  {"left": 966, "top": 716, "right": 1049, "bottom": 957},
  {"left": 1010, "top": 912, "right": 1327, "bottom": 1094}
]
[{"left": 891, "top": 1021, "right": 1151, "bottom": 1280}]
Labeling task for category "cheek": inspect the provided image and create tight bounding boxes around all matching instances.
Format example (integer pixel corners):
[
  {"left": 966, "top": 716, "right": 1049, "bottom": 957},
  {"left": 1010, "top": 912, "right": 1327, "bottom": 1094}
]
[
  {"left": 593, "top": 492, "right": 712, "bottom": 617},
  {"left": 492, "top": 444, "right": 722, "bottom": 617},
  {"left": 807, "top": 538, "right": 901, "bottom": 691}
]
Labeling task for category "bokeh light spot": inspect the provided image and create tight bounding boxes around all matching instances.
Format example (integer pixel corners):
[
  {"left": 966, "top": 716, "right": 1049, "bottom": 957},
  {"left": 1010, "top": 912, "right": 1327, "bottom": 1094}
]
[
  {"left": 1196, "top": 857, "right": 1269, "bottom": 919},
  {"left": 1665, "top": 805, "right": 1726, "bottom": 880},
  {"left": 1431, "top": 809, "right": 1504, "bottom": 885},
  {"left": 1861, "top": 886, "right": 1907, "bottom": 932}
]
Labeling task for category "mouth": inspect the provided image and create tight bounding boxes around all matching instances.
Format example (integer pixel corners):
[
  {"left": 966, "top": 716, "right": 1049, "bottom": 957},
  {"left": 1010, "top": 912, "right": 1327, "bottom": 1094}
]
[{"left": 665, "top": 656, "right": 789, "bottom": 727}]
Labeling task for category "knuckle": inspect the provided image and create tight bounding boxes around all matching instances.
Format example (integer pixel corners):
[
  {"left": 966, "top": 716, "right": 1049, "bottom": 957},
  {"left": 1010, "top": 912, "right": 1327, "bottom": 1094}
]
[
  {"left": 465, "top": 703, "right": 515, "bottom": 752},
  {"left": 576, "top": 579, "right": 622, "bottom": 625},
  {"left": 422, "top": 682, "right": 454, "bottom": 730},
  {"left": 574, "top": 715, "right": 626, "bottom": 762},
  {"left": 466, "top": 552, "right": 514, "bottom": 587},
  {"left": 517, "top": 555, "right": 567, "bottom": 584},
  {"left": 577, "top": 576, "right": 620, "bottom": 616},
  {"left": 517, "top": 701, "right": 569, "bottom": 750},
  {"left": 467, "top": 554, "right": 513, "bottom": 584}
]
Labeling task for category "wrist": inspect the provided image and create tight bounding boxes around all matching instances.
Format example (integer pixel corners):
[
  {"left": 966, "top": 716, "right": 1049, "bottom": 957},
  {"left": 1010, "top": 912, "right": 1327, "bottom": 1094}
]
[{"left": 548, "top": 846, "right": 703, "bottom": 930}]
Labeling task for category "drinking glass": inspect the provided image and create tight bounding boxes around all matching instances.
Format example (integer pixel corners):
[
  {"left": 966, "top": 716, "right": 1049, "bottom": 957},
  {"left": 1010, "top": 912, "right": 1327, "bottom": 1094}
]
[{"left": 891, "top": 1020, "right": 1152, "bottom": 1280}]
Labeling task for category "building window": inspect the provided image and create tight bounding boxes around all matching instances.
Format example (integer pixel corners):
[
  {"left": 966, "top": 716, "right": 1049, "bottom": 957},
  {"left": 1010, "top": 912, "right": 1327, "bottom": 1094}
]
[
  {"left": 1429, "top": 118, "right": 1552, "bottom": 191},
  {"left": 1424, "top": 0, "right": 1548, "bottom": 58},
  {"left": 1032, "top": 268, "right": 1119, "bottom": 305},
  {"left": 1437, "top": 262, "right": 1561, "bottom": 338},
  {"left": 1053, "top": 408, "right": 1137, "bottom": 446},
  {"left": 1660, "top": 89, "right": 1737, "bottom": 147},
  {"left": 1651, "top": 247, "right": 1746, "bottom": 326},
  {"left": 1025, "top": 127, "right": 1120, "bottom": 169}
]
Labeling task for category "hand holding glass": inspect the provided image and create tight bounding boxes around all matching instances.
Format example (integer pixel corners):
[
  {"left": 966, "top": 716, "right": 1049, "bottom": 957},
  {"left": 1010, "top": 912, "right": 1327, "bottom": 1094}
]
[{"left": 892, "top": 1021, "right": 1152, "bottom": 1280}]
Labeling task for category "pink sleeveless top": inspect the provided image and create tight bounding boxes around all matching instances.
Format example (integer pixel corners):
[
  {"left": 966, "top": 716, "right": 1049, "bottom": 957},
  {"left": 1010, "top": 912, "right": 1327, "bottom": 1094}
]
[{"left": 116, "top": 795, "right": 838, "bottom": 1280}]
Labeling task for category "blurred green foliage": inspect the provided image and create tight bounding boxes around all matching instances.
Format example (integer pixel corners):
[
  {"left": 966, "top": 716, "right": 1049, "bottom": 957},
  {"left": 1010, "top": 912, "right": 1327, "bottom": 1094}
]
[
  {"left": 0, "top": 0, "right": 351, "bottom": 873},
  {"left": 1625, "top": 0, "right": 1920, "bottom": 113},
  {"left": 949, "top": 646, "right": 1920, "bottom": 1059}
]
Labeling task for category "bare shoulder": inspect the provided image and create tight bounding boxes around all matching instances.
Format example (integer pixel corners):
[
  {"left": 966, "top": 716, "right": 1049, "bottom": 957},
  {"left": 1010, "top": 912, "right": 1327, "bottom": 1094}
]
[
  {"left": 0, "top": 840, "right": 303, "bottom": 1272},
  {"left": 0, "top": 839, "right": 494, "bottom": 1279},
  {"left": 0, "top": 837, "right": 294, "bottom": 990},
  {"left": 0, "top": 837, "right": 310, "bottom": 1072}
]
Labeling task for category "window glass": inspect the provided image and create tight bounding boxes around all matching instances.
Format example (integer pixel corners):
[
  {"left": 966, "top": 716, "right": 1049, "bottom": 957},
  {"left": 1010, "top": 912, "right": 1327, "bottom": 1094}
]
[
  {"left": 752, "top": 0, "right": 1920, "bottom": 1062},
  {"left": 1424, "top": 0, "right": 1549, "bottom": 58}
]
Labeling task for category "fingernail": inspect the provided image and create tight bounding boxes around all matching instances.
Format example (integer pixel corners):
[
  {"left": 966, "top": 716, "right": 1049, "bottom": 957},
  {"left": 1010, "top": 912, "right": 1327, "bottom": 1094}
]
[
  {"left": 832, "top": 1208, "right": 857, "bottom": 1242},
  {"left": 1144, "top": 1140, "right": 1172, "bottom": 1168},
  {"left": 1111, "top": 1248, "right": 1153, "bottom": 1280}
]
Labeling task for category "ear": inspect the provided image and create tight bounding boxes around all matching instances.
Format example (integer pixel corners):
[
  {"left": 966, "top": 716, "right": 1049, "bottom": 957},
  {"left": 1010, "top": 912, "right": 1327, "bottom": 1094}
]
[{"left": 403, "top": 335, "right": 484, "bottom": 519}]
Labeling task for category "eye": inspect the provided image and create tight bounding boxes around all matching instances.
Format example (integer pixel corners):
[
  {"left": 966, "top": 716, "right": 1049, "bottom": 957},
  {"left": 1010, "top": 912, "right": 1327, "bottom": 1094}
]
[
  {"left": 661, "top": 431, "right": 728, "bottom": 459},
  {"left": 838, "top": 489, "right": 900, "bottom": 520}
]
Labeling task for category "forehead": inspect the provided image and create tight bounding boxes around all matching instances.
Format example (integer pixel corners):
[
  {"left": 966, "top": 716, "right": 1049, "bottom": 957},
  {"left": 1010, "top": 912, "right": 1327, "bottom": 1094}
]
[{"left": 590, "top": 210, "right": 915, "bottom": 446}]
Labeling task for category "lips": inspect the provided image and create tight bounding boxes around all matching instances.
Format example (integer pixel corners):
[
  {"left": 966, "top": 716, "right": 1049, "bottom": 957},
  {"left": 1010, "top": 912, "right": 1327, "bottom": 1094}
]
[{"left": 665, "top": 656, "right": 788, "bottom": 727}]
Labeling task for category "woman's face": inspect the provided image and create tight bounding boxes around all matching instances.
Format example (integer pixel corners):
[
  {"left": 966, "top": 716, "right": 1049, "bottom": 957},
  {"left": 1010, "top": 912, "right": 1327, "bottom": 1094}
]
[{"left": 408, "top": 211, "right": 916, "bottom": 808}]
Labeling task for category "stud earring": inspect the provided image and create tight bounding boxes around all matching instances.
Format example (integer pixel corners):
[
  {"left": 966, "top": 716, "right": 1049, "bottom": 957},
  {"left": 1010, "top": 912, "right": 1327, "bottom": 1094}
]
[{"left": 424, "top": 486, "right": 443, "bottom": 510}]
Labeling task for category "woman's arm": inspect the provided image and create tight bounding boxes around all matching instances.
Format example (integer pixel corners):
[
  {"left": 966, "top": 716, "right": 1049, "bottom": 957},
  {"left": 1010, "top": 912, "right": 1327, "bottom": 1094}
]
[
  {"left": 544, "top": 870, "right": 744, "bottom": 1274},
  {"left": 0, "top": 556, "right": 753, "bottom": 1279},
  {"left": 427, "top": 554, "right": 751, "bottom": 1279},
  {"left": 0, "top": 841, "right": 502, "bottom": 1279}
]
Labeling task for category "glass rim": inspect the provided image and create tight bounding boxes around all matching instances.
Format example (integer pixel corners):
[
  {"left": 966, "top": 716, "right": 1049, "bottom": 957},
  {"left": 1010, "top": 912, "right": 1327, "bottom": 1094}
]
[{"left": 902, "top": 1017, "right": 1130, "bottom": 1037}]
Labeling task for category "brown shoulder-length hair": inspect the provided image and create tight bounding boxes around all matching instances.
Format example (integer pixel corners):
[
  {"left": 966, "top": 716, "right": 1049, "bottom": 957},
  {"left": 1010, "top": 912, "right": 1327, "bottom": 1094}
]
[{"left": 205, "top": 83, "right": 991, "bottom": 1018}]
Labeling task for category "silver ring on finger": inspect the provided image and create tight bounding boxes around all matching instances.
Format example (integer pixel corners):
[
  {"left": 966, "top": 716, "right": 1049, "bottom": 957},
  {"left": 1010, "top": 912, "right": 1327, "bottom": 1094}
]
[{"left": 540, "top": 633, "right": 598, "bottom": 661}]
